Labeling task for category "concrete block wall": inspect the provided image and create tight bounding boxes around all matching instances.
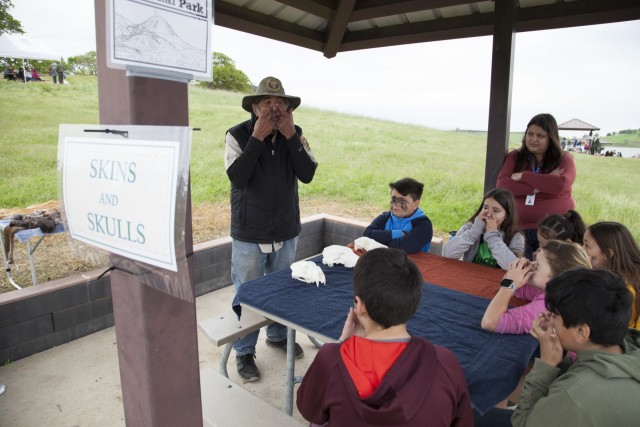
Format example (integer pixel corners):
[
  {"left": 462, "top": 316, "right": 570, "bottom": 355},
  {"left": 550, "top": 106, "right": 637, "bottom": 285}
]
[
  {"left": 0, "top": 215, "right": 366, "bottom": 363},
  {"left": 0, "top": 271, "right": 114, "bottom": 364}
]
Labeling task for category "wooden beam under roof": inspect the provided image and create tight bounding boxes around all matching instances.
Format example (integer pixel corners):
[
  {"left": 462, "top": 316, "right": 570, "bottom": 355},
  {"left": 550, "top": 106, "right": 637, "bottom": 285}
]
[
  {"left": 214, "top": 0, "right": 640, "bottom": 57},
  {"left": 323, "top": 0, "right": 357, "bottom": 58},
  {"left": 340, "top": 11, "right": 494, "bottom": 52},
  {"left": 351, "top": 0, "right": 474, "bottom": 22},
  {"left": 515, "top": 0, "right": 640, "bottom": 33},
  {"left": 277, "top": 0, "right": 334, "bottom": 20},
  {"left": 339, "top": 0, "right": 640, "bottom": 54},
  {"left": 215, "top": 1, "right": 325, "bottom": 51}
]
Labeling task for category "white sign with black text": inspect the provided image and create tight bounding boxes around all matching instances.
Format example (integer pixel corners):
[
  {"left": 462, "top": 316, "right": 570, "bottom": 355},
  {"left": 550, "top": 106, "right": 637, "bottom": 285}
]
[
  {"left": 63, "top": 137, "right": 180, "bottom": 271},
  {"left": 107, "top": 0, "right": 213, "bottom": 81}
]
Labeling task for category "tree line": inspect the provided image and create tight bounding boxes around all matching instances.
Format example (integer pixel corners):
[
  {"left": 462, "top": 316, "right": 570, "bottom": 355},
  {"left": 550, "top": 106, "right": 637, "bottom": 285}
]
[
  {"left": 2, "top": 1, "right": 252, "bottom": 91},
  {"left": 607, "top": 129, "right": 639, "bottom": 137},
  {"left": 2, "top": 50, "right": 252, "bottom": 93}
]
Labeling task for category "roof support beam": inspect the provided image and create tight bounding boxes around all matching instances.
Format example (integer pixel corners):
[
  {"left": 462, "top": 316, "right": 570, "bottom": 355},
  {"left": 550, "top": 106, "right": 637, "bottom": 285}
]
[
  {"left": 277, "top": 0, "right": 334, "bottom": 20},
  {"left": 215, "top": 1, "right": 324, "bottom": 51},
  {"left": 341, "top": 11, "right": 493, "bottom": 52},
  {"left": 214, "top": 0, "right": 640, "bottom": 57},
  {"left": 516, "top": 0, "right": 640, "bottom": 33},
  {"left": 323, "top": 0, "right": 357, "bottom": 58},
  {"left": 484, "top": 0, "right": 516, "bottom": 194},
  {"left": 94, "top": 1, "right": 201, "bottom": 426},
  {"left": 351, "top": 0, "right": 471, "bottom": 22}
]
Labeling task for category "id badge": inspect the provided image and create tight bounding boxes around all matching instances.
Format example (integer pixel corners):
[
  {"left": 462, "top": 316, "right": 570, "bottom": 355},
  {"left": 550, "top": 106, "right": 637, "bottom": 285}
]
[{"left": 525, "top": 194, "right": 536, "bottom": 206}]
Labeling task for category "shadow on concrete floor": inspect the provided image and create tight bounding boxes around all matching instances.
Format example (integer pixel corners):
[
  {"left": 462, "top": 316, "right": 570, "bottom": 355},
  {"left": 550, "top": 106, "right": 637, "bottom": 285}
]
[{"left": 0, "top": 286, "right": 319, "bottom": 426}]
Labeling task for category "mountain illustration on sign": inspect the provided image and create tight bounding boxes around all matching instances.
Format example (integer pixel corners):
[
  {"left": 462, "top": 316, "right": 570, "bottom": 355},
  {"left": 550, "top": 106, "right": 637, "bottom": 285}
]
[{"left": 114, "top": 13, "right": 206, "bottom": 71}]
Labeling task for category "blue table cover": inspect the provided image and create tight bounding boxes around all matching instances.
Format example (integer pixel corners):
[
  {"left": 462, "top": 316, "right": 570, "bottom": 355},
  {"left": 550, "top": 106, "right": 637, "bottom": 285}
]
[
  {"left": 0, "top": 220, "right": 65, "bottom": 243},
  {"left": 238, "top": 256, "right": 538, "bottom": 414}
]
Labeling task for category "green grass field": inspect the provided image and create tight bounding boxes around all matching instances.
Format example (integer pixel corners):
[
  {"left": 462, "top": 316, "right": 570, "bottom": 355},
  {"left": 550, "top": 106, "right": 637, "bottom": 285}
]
[
  {"left": 603, "top": 131, "right": 640, "bottom": 147},
  {"left": 1, "top": 75, "right": 639, "bottom": 240}
]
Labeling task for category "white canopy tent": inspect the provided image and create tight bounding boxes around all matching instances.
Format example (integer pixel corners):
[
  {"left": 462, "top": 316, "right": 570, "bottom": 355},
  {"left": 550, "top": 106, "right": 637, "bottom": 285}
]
[{"left": 0, "top": 34, "right": 62, "bottom": 82}]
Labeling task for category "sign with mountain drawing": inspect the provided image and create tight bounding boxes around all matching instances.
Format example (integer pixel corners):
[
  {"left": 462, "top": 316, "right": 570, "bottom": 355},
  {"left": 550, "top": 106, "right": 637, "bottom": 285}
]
[{"left": 107, "top": 0, "right": 212, "bottom": 81}]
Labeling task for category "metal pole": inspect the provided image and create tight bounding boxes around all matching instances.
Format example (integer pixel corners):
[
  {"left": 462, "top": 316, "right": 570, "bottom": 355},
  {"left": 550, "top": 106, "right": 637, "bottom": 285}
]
[
  {"left": 284, "top": 327, "right": 297, "bottom": 415},
  {"left": 26, "top": 240, "right": 38, "bottom": 286}
]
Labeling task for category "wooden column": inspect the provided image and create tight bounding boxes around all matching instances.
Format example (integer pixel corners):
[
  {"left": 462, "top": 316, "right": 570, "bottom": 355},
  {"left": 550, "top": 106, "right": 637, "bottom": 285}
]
[
  {"left": 94, "top": 1, "right": 202, "bottom": 426},
  {"left": 484, "top": 0, "right": 517, "bottom": 194}
]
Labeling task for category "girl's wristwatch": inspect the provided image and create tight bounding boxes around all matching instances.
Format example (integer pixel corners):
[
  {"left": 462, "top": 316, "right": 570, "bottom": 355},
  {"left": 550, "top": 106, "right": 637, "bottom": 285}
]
[{"left": 500, "top": 279, "right": 517, "bottom": 292}]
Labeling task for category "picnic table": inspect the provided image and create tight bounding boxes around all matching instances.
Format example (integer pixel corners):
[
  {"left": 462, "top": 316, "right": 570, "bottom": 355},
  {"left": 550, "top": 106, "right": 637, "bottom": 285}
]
[
  {"left": 238, "top": 252, "right": 538, "bottom": 416},
  {"left": 1, "top": 219, "right": 66, "bottom": 289}
]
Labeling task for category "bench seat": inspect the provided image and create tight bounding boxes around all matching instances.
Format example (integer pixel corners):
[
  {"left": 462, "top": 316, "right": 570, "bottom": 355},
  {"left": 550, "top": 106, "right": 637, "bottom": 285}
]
[{"left": 199, "top": 309, "right": 270, "bottom": 377}]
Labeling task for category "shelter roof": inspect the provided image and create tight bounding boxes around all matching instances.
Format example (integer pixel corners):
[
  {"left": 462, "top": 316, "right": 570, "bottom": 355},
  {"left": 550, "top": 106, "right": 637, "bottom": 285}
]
[
  {"left": 0, "top": 34, "right": 61, "bottom": 61},
  {"left": 214, "top": 0, "right": 640, "bottom": 58},
  {"left": 558, "top": 118, "right": 600, "bottom": 131}
]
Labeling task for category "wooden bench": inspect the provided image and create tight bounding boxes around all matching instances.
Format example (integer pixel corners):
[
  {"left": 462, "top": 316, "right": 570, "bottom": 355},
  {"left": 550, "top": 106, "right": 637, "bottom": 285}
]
[
  {"left": 198, "top": 309, "right": 270, "bottom": 377},
  {"left": 201, "top": 368, "right": 304, "bottom": 427}
]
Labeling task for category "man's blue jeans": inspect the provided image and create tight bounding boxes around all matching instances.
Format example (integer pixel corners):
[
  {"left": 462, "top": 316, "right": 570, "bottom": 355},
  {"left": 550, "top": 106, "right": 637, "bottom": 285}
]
[{"left": 231, "top": 237, "right": 298, "bottom": 356}]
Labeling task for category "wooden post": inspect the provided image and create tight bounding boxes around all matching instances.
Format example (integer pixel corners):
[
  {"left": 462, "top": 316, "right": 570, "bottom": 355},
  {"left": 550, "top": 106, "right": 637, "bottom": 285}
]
[
  {"left": 94, "top": 1, "right": 202, "bottom": 425},
  {"left": 484, "top": 0, "right": 517, "bottom": 194}
]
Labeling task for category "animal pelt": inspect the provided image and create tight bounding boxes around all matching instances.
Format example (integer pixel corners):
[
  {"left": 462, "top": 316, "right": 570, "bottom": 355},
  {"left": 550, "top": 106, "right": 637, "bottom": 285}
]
[{"left": 2, "top": 209, "right": 62, "bottom": 264}]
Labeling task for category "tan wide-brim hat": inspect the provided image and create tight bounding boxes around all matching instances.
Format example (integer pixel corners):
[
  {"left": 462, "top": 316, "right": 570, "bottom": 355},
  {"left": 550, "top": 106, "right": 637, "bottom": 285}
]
[{"left": 242, "top": 76, "right": 301, "bottom": 113}]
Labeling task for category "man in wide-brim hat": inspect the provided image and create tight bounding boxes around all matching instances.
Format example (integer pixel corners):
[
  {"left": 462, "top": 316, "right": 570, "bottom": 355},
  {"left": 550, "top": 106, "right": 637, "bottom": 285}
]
[
  {"left": 224, "top": 76, "right": 318, "bottom": 382},
  {"left": 241, "top": 76, "right": 301, "bottom": 113}
]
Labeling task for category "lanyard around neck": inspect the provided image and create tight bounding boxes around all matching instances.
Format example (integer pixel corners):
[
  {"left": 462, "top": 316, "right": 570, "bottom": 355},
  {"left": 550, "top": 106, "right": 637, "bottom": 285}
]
[{"left": 528, "top": 154, "right": 542, "bottom": 173}]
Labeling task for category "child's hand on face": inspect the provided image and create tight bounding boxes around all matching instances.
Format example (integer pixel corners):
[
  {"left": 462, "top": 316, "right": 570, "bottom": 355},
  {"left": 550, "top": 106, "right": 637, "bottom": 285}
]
[
  {"left": 504, "top": 258, "right": 535, "bottom": 288},
  {"left": 530, "top": 317, "right": 564, "bottom": 367},
  {"left": 339, "top": 307, "right": 365, "bottom": 342},
  {"left": 484, "top": 215, "right": 500, "bottom": 232},
  {"left": 475, "top": 212, "right": 488, "bottom": 232},
  {"left": 536, "top": 311, "right": 551, "bottom": 331}
]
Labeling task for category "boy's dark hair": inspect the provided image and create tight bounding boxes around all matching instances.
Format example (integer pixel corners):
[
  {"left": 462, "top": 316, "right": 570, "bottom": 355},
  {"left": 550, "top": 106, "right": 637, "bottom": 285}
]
[
  {"left": 538, "top": 209, "right": 587, "bottom": 244},
  {"left": 389, "top": 178, "right": 424, "bottom": 201},
  {"left": 353, "top": 248, "right": 423, "bottom": 329},
  {"left": 545, "top": 268, "right": 632, "bottom": 346}
]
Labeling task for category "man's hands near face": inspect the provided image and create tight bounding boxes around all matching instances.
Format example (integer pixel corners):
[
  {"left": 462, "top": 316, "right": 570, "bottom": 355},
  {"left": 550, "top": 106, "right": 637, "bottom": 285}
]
[
  {"left": 276, "top": 107, "right": 296, "bottom": 139},
  {"left": 252, "top": 112, "right": 275, "bottom": 141},
  {"left": 252, "top": 103, "right": 296, "bottom": 141}
]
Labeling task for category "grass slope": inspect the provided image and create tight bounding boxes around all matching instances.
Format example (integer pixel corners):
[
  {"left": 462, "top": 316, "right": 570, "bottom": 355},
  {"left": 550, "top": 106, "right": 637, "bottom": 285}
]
[
  {"left": 603, "top": 132, "right": 640, "bottom": 147},
  {"left": 1, "top": 75, "right": 639, "bottom": 291}
]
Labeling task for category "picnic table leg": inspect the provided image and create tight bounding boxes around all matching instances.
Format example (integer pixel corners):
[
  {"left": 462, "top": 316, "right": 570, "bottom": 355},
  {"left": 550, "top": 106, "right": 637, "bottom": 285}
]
[
  {"left": 0, "top": 230, "right": 22, "bottom": 290},
  {"left": 26, "top": 237, "right": 46, "bottom": 286},
  {"left": 219, "top": 342, "right": 232, "bottom": 378},
  {"left": 284, "top": 327, "right": 296, "bottom": 416}
]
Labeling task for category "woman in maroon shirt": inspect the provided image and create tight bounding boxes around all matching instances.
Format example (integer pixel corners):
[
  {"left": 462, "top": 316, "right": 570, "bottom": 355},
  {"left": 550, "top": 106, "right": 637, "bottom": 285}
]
[{"left": 496, "top": 113, "right": 576, "bottom": 259}]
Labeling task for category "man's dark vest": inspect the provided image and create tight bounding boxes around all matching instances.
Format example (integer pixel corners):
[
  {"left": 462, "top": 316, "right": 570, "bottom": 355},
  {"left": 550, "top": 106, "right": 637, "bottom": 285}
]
[{"left": 227, "top": 119, "right": 302, "bottom": 243}]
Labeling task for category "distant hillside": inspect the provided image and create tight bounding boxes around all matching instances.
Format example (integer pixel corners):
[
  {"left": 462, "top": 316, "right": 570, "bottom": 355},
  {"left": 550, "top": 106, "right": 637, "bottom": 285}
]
[{"left": 602, "top": 132, "right": 640, "bottom": 147}]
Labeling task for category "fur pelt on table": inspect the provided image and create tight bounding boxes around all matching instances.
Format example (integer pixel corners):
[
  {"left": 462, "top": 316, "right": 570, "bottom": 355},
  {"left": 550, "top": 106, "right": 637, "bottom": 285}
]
[{"left": 2, "top": 209, "right": 62, "bottom": 264}]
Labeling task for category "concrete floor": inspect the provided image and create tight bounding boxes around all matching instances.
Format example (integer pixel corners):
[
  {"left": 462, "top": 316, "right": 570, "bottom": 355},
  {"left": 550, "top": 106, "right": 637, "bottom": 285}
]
[{"left": 0, "top": 286, "right": 319, "bottom": 426}]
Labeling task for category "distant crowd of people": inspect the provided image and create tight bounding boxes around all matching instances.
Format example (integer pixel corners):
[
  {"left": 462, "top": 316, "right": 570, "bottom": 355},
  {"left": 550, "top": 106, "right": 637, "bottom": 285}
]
[
  {"left": 3, "top": 65, "right": 42, "bottom": 81},
  {"left": 3, "top": 62, "right": 65, "bottom": 83},
  {"left": 562, "top": 136, "right": 623, "bottom": 157}
]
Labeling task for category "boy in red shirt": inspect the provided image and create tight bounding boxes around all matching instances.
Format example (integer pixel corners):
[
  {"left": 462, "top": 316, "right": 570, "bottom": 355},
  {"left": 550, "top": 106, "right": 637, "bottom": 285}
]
[{"left": 297, "top": 248, "right": 473, "bottom": 426}]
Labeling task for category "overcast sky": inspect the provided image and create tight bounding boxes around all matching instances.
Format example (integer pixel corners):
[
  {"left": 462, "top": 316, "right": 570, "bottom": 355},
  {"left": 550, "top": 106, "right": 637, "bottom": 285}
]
[{"left": 10, "top": 0, "right": 640, "bottom": 135}]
